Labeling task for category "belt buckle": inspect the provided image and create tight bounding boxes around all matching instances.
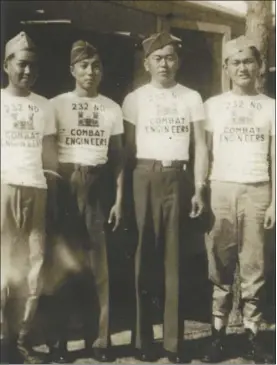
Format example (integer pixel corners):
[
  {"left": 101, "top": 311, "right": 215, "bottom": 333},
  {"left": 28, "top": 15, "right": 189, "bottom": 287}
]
[{"left": 161, "top": 160, "right": 173, "bottom": 167}]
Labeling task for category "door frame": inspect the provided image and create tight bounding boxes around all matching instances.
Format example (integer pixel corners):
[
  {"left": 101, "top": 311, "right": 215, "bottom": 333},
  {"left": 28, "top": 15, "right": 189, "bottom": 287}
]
[{"left": 157, "top": 17, "right": 231, "bottom": 92}]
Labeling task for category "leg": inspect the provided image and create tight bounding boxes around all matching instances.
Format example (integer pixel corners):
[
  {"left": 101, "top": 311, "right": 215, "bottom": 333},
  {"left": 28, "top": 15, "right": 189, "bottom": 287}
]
[
  {"left": 85, "top": 185, "right": 110, "bottom": 349},
  {"left": 1, "top": 184, "right": 22, "bottom": 361},
  {"left": 203, "top": 182, "right": 240, "bottom": 363},
  {"left": 240, "top": 183, "right": 272, "bottom": 363},
  {"left": 240, "top": 183, "right": 271, "bottom": 329},
  {"left": 47, "top": 165, "right": 91, "bottom": 362},
  {"left": 133, "top": 166, "right": 160, "bottom": 358},
  {"left": 82, "top": 169, "right": 116, "bottom": 363},
  {"left": 1, "top": 184, "right": 14, "bottom": 342},
  {"left": 17, "top": 187, "right": 46, "bottom": 363},
  {"left": 206, "top": 182, "right": 240, "bottom": 324},
  {"left": 162, "top": 170, "right": 189, "bottom": 355},
  {"left": 45, "top": 175, "right": 77, "bottom": 359},
  {"left": 21, "top": 188, "right": 46, "bottom": 333},
  {"left": 78, "top": 271, "right": 99, "bottom": 351},
  {"left": 1, "top": 185, "right": 13, "bottom": 362},
  {"left": 45, "top": 283, "right": 72, "bottom": 364}
]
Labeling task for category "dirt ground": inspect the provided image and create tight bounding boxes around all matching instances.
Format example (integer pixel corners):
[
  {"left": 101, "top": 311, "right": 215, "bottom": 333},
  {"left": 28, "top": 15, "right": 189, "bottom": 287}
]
[
  {"left": 5, "top": 249, "right": 276, "bottom": 364},
  {"left": 32, "top": 322, "right": 275, "bottom": 364}
]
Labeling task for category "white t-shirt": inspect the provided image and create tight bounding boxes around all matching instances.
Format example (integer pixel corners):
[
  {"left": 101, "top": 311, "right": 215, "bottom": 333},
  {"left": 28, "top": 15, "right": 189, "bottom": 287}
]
[
  {"left": 1, "top": 89, "right": 56, "bottom": 188},
  {"left": 51, "top": 92, "right": 124, "bottom": 165},
  {"left": 122, "top": 83, "right": 205, "bottom": 161},
  {"left": 205, "top": 91, "right": 275, "bottom": 183}
]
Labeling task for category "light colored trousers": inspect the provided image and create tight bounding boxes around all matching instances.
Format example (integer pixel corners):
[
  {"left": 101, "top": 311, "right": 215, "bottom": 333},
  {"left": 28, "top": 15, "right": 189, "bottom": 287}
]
[
  {"left": 206, "top": 181, "right": 271, "bottom": 325},
  {"left": 1, "top": 184, "right": 46, "bottom": 339}
]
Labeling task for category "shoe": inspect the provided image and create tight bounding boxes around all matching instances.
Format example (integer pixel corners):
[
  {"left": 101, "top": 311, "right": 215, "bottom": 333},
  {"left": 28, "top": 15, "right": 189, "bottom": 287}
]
[
  {"left": 17, "top": 340, "right": 44, "bottom": 364},
  {"left": 93, "top": 347, "right": 115, "bottom": 362},
  {"left": 135, "top": 348, "right": 157, "bottom": 362},
  {"left": 202, "top": 327, "right": 226, "bottom": 363},
  {"left": 245, "top": 329, "right": 274, "bottom": 364},
  {"left": 166, "top": 351, "right": 188, "bottom": 363},
  {"left": 48, "top": 347, "right": 69, "bottom": 364}
]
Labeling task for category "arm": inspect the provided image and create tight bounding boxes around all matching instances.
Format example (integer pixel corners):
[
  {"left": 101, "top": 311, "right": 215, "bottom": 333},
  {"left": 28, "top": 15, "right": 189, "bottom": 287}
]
[
  {"left": 264, "top": 135, "right": 276, "bottom": 229},
  {"left": 108, "top": 134, "right": 124, "bottom": 230},
  {"left": 124, "top": 120, "right": 136, "bottom": 170},
  {"left": 193, "top": 120, "right": 209, "bottom": 195},
  {"left": 206, "top": 130, "right": 213, "bottom": 178},
  {"left": 42, "top": 100, "right": 59, "bottom": 185},
  {"left": 190, "top": 120, "right": 208, "bottom": 218},
  {"left": 270, "top": 135, "right": 275, "bottom": 205},
  {"left": 42, "top": 134, "right": 59, "bottom": 185},
  {"left": 42, "top": 134, "right": 59, "bottom": 227}
]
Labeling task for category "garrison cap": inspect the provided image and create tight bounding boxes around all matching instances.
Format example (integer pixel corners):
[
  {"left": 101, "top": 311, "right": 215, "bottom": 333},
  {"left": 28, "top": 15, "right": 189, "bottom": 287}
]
[
  {"left": 70, "top": 40, "right": 98, "bottom": 65},
  {"left": 5, "top": 32, "right": 36, "bottom": 60},
  {"left": 142, "top": 32, "right": 182, "bottom": 57},
  {"left": 223, "top": 35, "right": 258, "bottom": 62}
]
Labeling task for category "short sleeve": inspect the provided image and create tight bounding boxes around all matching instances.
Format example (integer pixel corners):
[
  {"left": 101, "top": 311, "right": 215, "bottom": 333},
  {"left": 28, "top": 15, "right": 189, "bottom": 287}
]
[
  {"left": 269, "top": 99, "right": 275, "bottom": 136},
  {"left": 204, "top": 99, "right": 214, "bottom": 132},
  {"left": 111, "top": 104, "right": 124, "bottom": 136},
  {"left": 43, "top": 100, "right": 56, "bottom": 136},
  {"left": 50, "top": 97, "right": 60, "bottom": 131},
  {"left": 189, "top": 91, "right": 205, "bottom": 123},
  {"left": 122, "top": 92, "right": 137, "bottom": 125}
]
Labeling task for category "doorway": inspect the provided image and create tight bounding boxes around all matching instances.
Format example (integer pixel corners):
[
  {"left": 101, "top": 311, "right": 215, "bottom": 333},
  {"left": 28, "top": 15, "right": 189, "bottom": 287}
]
[{"left": 172, "top": 27, "right": 223, "bottom": 101}]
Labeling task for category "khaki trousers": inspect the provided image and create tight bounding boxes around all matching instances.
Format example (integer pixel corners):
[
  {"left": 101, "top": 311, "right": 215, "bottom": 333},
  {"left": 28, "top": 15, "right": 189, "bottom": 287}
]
[
  {"left": 1, "top": 184, "right": 46, "bottom": 339},
  {"left": 206, "top": 181, "right": 271, "bottom": 325}
]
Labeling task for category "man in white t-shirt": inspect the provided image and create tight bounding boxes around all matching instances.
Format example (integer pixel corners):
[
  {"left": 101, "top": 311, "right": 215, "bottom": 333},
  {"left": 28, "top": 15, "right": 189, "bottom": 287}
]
[
  {"left": 47, "top": 40, "right": 124, "bottom": 363},
  {"left": 1, "top": 32, "right": 57, "bottom": 363},
  {"left": 203, "top": 36, "right": 275, "bottom": 364},
  {"left": 122, "top": 32, "right": 208, "bottom": 363}
]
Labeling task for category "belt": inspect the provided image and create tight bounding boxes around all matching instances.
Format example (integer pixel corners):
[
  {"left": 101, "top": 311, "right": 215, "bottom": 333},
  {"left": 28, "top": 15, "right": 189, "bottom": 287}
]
[
  {"left": 136, "top": 158, "right": 188, "bottom": 170},
  {"left": 59, "top": 162, "right": 107, "bottom": 173}
]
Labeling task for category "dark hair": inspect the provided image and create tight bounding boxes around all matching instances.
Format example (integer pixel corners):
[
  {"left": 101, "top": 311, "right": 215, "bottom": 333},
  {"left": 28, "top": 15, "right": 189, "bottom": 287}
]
[{"left": 225, "top": 46, "right": 262, "bottom": 66}]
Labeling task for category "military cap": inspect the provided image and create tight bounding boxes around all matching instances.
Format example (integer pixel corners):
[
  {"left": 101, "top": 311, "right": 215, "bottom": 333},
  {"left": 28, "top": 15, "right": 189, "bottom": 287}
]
[
  {"left": 5, "top": 32, "right": 36, "bottom": 60},
  {"left": 70, "top": 40, "right": 98, "bottom": 65},
  {"left": 142, "top": 32, "right": 182, "bottom": 57},
  {"left": 223, "top": 35, "right": 259, "bottom": 62}
]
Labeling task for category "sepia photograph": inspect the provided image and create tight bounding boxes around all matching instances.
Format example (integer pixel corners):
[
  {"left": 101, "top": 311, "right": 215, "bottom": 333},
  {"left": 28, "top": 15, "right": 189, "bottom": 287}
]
[{"left": 1, "top": 0, "right": 276, "bottom": 364}]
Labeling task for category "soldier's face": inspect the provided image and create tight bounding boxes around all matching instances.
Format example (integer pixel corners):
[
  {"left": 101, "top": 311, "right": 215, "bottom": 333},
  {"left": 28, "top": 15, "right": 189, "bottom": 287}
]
[
  {"left": 144, "top": 44, "right": 179, "bottom": 86},
  {"left": 5, "top": 50, "right": 38, "bottom": 90},
  {"left": 71, "top": 55, "right": 103, "bottom": 90},
  {"left": 225, "top": 48, "right": 260, "bottom": 88}
]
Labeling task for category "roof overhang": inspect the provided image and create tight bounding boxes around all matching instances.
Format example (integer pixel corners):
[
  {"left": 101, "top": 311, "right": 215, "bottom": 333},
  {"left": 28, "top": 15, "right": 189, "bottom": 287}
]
[{"left": 173, "top": 0, "right": 246, "bottom": 18}]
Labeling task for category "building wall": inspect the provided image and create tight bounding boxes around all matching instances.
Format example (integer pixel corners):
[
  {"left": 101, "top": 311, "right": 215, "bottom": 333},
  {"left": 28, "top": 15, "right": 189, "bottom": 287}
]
[
  {"left": 113, "top": 0, "right": 245, "bottom": 37},
  {"left": 3, "top": 1, "right": 246, "bottom": 43},
  {"left": 2, "top": 0, "right": 157, "bottom": 35},
  {"left": 269, "top": 26, "right": 276, "bottom": 69}
]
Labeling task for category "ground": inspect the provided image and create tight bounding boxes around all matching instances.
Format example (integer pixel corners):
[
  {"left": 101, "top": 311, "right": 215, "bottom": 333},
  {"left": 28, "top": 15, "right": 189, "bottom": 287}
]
[
  {"left": 33, "top": 321, "right": 275, "bottom": 364},
  {"left": 5, "top": 247, "right": 276, "bottom": 364}
]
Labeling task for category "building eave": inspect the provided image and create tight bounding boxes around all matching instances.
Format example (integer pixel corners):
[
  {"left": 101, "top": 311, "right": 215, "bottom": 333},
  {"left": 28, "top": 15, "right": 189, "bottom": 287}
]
[{"left": 173, "top": 0, "right": 246, "bottom": 19}]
